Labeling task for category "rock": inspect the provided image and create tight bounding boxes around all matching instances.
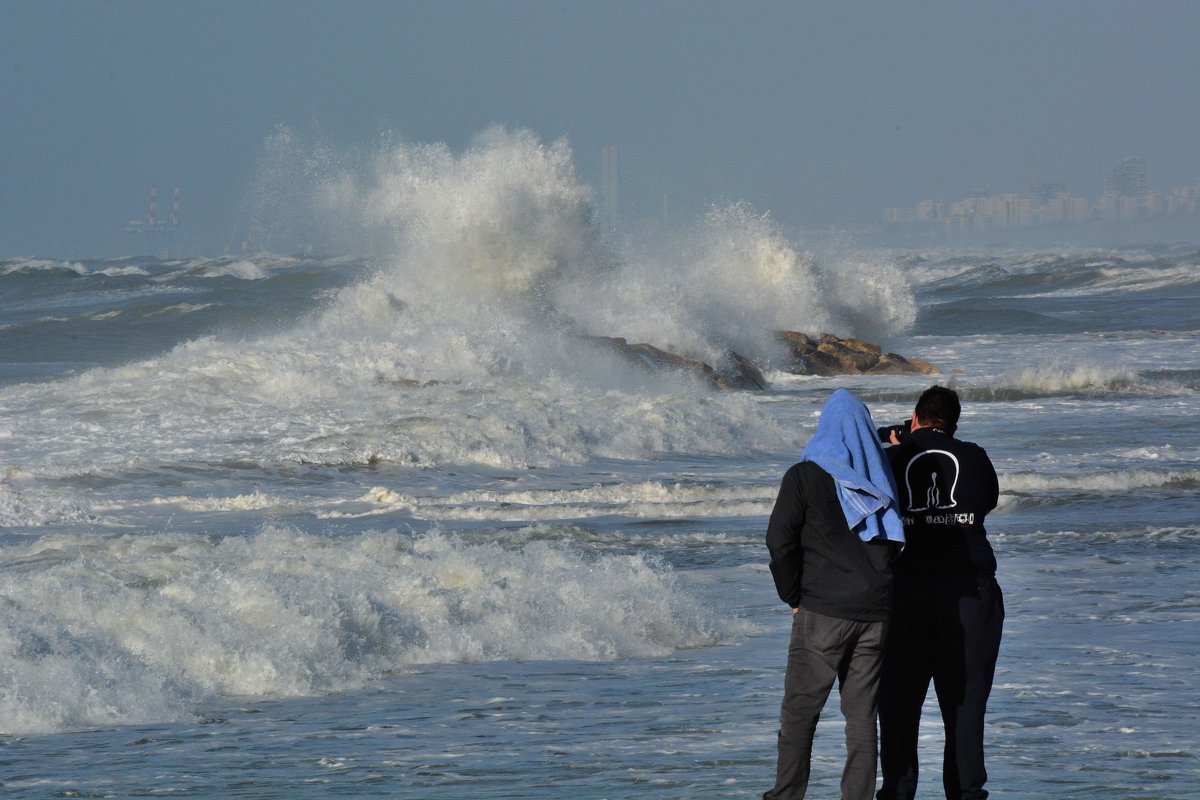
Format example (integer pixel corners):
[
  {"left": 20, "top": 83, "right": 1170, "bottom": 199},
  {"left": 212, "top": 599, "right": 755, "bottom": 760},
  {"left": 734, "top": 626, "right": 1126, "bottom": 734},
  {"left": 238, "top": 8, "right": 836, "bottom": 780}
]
[
  {"left": 581, "top": 331, "right": 936, "bottom": 391},
  {"left": 716, "top": 350, "right": 768, "bottom": 390},
  {"left": 868, "top": 352, "right": 939, "bottom": 375},
  {"left": 376, "top": 376, "right": 440, "bottom": 388},
  {"left": 775, "top": 332, "right": 938, "bottom": 377},
  {"left": 582, "top": 336, "right": 765, "bottom": 391}
]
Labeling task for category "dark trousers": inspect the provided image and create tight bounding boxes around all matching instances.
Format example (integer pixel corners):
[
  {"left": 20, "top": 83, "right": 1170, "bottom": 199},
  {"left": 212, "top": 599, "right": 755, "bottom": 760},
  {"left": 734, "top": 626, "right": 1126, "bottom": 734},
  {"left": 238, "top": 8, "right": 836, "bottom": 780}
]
[
  {"left": 765, "top": 607, "right": 887, "bottom": 800},
  {"left": 877, "top": 574, "right": 1004, "bottom": 800}
]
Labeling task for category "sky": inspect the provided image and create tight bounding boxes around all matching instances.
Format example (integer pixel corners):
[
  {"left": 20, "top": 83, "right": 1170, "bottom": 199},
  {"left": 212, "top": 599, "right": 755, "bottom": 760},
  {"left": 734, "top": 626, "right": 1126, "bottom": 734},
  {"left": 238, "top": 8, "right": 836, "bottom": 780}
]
[{"left": 3, "top": 0, "right": 1200, "bottom": 257}]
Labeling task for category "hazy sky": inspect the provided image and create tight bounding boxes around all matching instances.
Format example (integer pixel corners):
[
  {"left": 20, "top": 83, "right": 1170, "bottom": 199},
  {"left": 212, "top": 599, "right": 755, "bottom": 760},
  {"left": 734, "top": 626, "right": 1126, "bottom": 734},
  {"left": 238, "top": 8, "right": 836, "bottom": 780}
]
[{"left": 4, "top": 0, "right": 1199, "bottom": 257}]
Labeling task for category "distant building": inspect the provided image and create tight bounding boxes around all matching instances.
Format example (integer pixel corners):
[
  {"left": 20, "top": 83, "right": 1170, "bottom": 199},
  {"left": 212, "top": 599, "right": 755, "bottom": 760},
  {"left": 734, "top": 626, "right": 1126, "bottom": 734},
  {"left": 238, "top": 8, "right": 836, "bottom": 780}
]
[
  {"left": 882, "top": 157, "right": 1198, "bottom": 234},
  {"left": 1026, "top": 182, "right": 1067, "bottom": 205},
  {"left": 1105, "top": 158, "right": 1147, "bottom": 197},
  {"left": 1167, "top": 184, "right": 1198, "bottom": 215},
  {"left": 915, "top": 200, "right": 943, "bottom": 222}
]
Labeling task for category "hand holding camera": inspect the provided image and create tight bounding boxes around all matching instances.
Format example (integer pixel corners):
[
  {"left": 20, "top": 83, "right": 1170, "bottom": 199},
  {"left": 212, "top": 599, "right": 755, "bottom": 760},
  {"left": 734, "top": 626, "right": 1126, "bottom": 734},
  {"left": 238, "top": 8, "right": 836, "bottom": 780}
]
[{"left": 877, "top": 419, "right": 912, "bottom": 444}]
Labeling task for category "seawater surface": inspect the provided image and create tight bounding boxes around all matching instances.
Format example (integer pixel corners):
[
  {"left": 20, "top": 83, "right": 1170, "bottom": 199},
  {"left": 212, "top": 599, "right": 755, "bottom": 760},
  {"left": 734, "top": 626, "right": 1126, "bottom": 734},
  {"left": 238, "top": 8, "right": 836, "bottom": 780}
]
[{"left": 2, "top": 132, "right": 1198, "bottom": 798}]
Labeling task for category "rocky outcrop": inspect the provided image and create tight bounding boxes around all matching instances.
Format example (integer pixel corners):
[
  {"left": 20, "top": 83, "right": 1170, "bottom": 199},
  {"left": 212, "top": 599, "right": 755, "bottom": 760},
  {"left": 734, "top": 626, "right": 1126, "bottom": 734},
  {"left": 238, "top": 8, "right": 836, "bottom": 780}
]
[
  {"left": 583, "top": 336, "right": 767, "bottom": 391},
  {"left": 775, "top": 332, "right": 938, "bottom": 377},
  {"left": 584, "top": 331, "right": 935, "bottom": 391}
]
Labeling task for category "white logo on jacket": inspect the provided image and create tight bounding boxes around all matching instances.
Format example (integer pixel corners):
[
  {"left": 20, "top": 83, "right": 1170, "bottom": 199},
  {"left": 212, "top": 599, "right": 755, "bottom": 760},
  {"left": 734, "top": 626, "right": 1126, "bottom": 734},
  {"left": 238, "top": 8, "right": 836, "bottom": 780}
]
[{"left": 903, "top": 449, "right": 960, "bottom": 512}]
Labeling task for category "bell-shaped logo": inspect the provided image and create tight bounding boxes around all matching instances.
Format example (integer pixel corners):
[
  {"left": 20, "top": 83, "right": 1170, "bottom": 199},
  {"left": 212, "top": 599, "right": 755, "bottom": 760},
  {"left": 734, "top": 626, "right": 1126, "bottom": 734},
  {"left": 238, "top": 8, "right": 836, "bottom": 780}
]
[{"left": 904, "top": 450, "right": 960, "bottom": 511}]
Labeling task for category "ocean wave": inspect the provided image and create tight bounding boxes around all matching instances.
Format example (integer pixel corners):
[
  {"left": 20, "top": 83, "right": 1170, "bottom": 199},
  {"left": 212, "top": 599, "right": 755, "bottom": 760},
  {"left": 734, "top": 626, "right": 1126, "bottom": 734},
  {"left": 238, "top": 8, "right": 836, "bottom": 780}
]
[
  {"left": 194, "top": 260, "right": 270, "bottom": 280},
  {"left": 0, "top": 526, "right": 747, "bottom": 735},
  {"left": 1143, "top": 368, "right": 1200, "bottom": 391},
  {"left": 0, "top": 258, "right": 88, "bottom": 276},
  {"left": 1029, "top": 260, "right": 1200, "bottom": 298},
  {"left": 0, "top": 258, "right": 161, "bottom": 279},
  {"left": 141, "top": 302, "right": 216, "bottom": 318},
  {"left": 318, "top": 481, "right": 777, "bottom": 522},
  {"left": 150, "top": 255, "right": 303, "bottom": 283},
  {"left": 907, "top": 249, "right": 1200, "bottom": 293},
  {"left": 955, "top": 362, "right": 1179, "bottom": 401},
  {"left": 995, "top": 525, "right": 1200, "bottom": 547},
  {"left": 1002, "top": 469, "right": 1200, "bottom": 494},
  {"left": 0, "top": 480, "right": 97, "bottom": 528},
  {"left": 1004, "top": 362, "right": 1141, "bottom": 393},
  {"left": 103, "top": 481, "right": 778, "bottom": 527},
  {"left": 93, "top": 265, "right": 150, "bottom": 277},
  {"left": 270, "top": 125, "right": 916, "bottom": 365}
]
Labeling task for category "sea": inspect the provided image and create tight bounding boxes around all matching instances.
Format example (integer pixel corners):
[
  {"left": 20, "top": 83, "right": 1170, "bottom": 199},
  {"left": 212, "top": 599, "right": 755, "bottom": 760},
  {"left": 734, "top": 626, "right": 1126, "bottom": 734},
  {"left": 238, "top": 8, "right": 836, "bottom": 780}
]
[{"left": 1, "top": 133, "right": 1198, "bottom": 798}]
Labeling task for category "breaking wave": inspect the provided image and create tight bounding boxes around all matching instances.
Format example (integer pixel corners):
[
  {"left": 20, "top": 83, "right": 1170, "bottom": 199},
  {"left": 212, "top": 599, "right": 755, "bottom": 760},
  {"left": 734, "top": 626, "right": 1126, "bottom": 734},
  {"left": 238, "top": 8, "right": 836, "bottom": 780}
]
[
  {"left": 1002, "top": 469, "right": 1200, "bottom": 494},
  {"left": 0, "top": 526, "right": 747, "bottom": 736},
  {"left": 0, "top": 126, "right": 918, "bottom": 477},
  {"left": 955, "top": 362, "right": 1181, "bottom": 402}
]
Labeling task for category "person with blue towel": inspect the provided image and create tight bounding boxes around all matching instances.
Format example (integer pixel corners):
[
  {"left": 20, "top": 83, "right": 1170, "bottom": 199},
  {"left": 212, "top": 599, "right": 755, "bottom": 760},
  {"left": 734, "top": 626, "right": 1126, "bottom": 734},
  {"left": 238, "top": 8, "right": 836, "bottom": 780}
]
[{"left": 764, "top": 388, "right": 906, "bottom": 800}]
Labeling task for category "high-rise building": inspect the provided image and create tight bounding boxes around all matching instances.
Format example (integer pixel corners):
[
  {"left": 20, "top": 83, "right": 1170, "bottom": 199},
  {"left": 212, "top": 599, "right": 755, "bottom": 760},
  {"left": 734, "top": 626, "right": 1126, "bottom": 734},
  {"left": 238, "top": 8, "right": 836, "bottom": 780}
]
[
  {"left": 601, "top": 145, "right": 619, "bottom": 225},
  {"left": 1106, "top": 158, "right": 1147, "bottom": 197}
]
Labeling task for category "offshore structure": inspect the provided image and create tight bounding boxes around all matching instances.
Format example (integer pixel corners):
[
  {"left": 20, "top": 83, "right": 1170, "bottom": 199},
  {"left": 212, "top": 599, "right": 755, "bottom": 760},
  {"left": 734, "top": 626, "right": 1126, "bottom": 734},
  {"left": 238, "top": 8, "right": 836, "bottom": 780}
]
[{"left": 127, "top": 183, "right": 180, "bottom": 255}]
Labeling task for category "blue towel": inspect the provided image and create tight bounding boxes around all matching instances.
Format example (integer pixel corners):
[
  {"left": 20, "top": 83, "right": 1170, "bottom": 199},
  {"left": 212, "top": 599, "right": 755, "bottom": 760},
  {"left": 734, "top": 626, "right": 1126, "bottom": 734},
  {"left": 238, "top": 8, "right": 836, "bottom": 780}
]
[{"left": 801, "top": 388, "right": 906, "bottom": 545}]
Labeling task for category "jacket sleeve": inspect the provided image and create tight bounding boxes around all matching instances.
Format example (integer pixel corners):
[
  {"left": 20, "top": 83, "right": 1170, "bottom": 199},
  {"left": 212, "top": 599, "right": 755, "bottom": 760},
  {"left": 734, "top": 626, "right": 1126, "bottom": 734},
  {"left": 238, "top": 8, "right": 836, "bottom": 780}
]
[
  {"left": 766, "top": 464, "right": 806, "bottom": 607},
  {"left": 980, "top": 447, "right": 1000, "bottom": 512}
]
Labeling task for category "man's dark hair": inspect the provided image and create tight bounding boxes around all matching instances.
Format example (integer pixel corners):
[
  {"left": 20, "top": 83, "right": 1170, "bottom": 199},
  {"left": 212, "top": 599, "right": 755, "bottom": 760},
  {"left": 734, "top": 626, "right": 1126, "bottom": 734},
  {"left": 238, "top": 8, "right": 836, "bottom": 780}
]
[{"left": 914, "top": 385, "right": 961, "bottom": 433}]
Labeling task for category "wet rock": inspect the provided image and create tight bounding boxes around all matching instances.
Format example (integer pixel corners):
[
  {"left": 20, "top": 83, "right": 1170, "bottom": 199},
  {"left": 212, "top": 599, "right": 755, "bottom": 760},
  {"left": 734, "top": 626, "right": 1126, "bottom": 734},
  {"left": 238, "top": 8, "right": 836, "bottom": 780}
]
[
  {"left": 775, "top": 332, "right": 938, "bottom": 377},
  {"left": 582, "top": 336, "right": 765, "bottom": 391},
  {"left": 583, "top": 331, "right": 936, "bottom": 389},
  {"left": 584, "top": 332, "right": 935, "bottom": 390}
]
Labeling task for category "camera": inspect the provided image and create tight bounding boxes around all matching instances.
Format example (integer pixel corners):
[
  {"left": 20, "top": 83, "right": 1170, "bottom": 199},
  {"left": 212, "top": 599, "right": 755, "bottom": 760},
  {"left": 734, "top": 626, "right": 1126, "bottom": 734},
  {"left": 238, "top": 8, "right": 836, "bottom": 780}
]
[{"left": 877, "top": 419, "right": 912, "bottom": 444}]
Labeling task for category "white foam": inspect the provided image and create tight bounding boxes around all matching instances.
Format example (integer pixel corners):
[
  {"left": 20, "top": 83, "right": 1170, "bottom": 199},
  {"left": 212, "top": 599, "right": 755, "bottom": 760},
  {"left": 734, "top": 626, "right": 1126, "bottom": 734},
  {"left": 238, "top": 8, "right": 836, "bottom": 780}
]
[
  {"left": 0, "top": 526, "right": 747, "bottom": 735},
  {"left": 1006, "top": 362, "right": 1142, "bottom": 393},
  {"left": 1002, "top": 469, "right": 1200, "bottom": 494},
  {"left": 94, "top": 265, "right": 149, "bottom": 277},
  {"left": 327, "top": 480, "right": 776, "bottom": 522},
  {"left": 999, "top": 525, "right": 1200, "bottom": 554},
  {"left": 0, "top": 258, "right": 87, "bottom": 276},
  {"left": 196, "top": 260, "right": 270, "bottom": 280},
  {"left": 553, "top": 204, "right": 916, "bottom": 368},
  {"left": 0, "top": 480, "right": 96, "bottom": 527},
  {"left": 143, "top": 302, "right": 215, "bottom": 318}
]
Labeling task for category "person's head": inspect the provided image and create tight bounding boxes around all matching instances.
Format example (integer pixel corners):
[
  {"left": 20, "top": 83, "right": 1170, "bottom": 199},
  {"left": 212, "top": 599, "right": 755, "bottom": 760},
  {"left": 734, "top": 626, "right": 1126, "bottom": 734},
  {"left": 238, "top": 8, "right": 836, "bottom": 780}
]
[
  {"left": 803, "top": 387, "right": 883, "bottom": 469},
  {"left": 913, "top": 385, "right": 960, "bottom": 435}
]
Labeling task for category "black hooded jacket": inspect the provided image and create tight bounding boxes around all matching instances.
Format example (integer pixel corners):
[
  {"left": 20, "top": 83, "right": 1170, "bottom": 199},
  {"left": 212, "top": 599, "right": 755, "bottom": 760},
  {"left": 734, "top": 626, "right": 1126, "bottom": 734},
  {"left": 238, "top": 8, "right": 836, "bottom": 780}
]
[
  {"left": 765, "top": 461, "right": 898, "bottom": 622},
  {"left": 886, "top": 427, "right": 1000, "bottom": 575}
]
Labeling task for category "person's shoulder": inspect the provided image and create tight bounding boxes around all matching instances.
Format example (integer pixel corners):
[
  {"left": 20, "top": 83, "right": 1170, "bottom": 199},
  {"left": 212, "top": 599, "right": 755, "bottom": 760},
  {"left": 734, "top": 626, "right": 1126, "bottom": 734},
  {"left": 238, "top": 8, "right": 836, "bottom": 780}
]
[
  {"left": 953, "top": 436, "right": 990, "bottom": 456},
  {"left": 950, "top": 436, "right": 996, "bottom": 467},
  {"left": 786, "top": 460, "right": 833, "bottom": 492},
  {"left": 793, "top": 460, "right": 831, "bottom": 480},
  {"left": 886, "top": 439, "right": 919, "bottom": 464}
]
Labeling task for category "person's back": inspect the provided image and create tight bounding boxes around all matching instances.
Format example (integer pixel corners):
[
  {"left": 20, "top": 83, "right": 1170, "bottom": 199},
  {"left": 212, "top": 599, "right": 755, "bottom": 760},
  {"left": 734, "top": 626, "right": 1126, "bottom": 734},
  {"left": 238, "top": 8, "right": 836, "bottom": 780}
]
[
  {"left": 764, "top": 388, "right": 905, "bottom": 800},
  {"left": 877, "top": 386, "right": 1004, "bottom": 800},
  {"left": 767, "top": 460, "right": 896, "bottom": 621},
  {"left": 887, "top": 427, "right": 998, "bottom": 576}
]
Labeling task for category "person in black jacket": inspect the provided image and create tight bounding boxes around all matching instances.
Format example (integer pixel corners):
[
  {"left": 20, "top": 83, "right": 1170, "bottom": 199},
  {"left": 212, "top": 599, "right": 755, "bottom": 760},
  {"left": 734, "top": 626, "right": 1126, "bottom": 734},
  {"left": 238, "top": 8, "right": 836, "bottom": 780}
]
[
  {"left": 876, "top": 386, "right": 1003, "bottom": 800},
  {"left": 765, "top": 388, "right": 906, "bottom": 800}
]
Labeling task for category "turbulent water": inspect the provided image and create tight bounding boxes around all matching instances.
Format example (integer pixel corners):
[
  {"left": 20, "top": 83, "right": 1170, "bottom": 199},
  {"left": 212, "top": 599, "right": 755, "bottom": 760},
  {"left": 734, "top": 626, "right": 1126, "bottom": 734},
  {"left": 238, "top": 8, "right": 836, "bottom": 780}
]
[{"left": 2, "top": 130, "right": 1198, "bottom": 798}]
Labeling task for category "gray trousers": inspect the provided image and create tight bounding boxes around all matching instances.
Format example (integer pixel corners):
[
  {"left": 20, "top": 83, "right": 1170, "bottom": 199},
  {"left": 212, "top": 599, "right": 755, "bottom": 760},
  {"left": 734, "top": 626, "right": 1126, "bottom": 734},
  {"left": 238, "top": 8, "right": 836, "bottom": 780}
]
[{"left": 765, "top": 607, "right": 887, "bottom": 800}]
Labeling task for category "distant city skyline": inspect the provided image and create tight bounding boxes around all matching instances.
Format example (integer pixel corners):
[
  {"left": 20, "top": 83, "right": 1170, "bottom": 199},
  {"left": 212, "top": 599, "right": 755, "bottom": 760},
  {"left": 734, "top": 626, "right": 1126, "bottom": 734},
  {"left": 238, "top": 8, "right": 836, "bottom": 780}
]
[{"left": 883, "top": 158, "right": 1200, "bottom": 235}]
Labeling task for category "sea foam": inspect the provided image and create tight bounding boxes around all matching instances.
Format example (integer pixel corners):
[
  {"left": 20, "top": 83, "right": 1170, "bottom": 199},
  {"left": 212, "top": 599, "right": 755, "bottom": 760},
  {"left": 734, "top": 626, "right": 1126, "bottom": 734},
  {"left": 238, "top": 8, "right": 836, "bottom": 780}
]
[{"left": 0, "top": 526, "right": 744, "bottom": 735}]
